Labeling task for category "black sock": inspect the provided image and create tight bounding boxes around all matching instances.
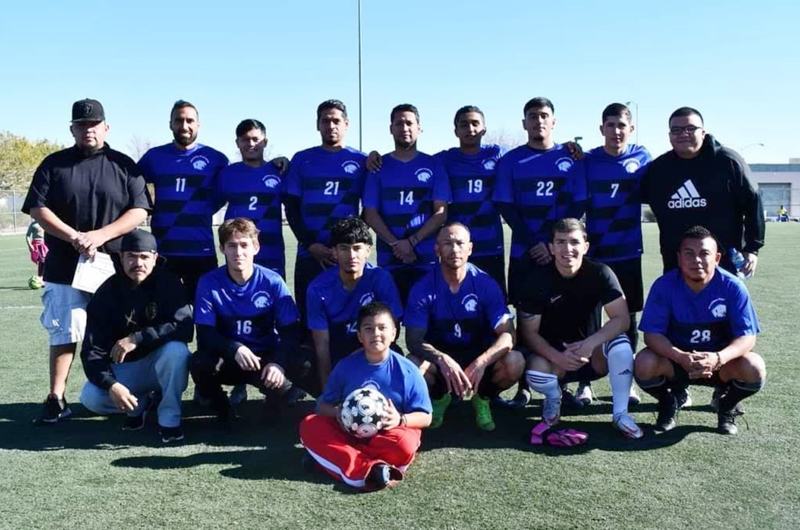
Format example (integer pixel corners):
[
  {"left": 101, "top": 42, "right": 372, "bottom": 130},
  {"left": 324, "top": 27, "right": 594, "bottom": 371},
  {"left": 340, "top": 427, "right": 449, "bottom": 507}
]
[
  {"left": 628, "top": 313, "right": 639, "bottom": 352},
  {"left": 636, "top": 376, "right": 670, "bottom": 402},
  {"left": 719, "top": 379, "right": 764, "bottom": 412}
]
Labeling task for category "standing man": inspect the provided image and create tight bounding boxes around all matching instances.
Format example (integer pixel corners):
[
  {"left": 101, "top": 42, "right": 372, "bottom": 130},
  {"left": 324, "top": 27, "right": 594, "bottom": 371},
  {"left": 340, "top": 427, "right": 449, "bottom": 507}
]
[
  {"left": 642, "top": 106, "right": 764, "bottom": 276},
  {"left": 137, "top": 100, "right": 229, "bottom": 299},
  {"left": 22, "top": 98, "right": 151, "bottom": 423},
  {"left": 405, "top": 223, "right": 525, "bottom": 431},
  {"left": 284, "top": 99, "right": 367, "bottom": 326},
  {"left": 576, "top": 103, "right": 652, "bottom": 406},
  {"left": 80, "top": 230, "right": 193, "bottom": 443},
  {"left": 635, "top": 226, "right": 765, "bottom": 435},
  {"left": 363, "top": 103, "right": 451, "bottom": 305},
  {"left": 216, "top": 119, "right": 286, "bottom": 278},
  {"left": 306, "top": 217, "right": 403, "bottom": 393}
]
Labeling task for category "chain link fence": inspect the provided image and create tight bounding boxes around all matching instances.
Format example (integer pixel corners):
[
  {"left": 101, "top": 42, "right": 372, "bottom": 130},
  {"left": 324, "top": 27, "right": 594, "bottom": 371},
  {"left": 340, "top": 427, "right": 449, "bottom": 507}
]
[{"left": 0, "top": 190, "right": 30, "bottom": 234}]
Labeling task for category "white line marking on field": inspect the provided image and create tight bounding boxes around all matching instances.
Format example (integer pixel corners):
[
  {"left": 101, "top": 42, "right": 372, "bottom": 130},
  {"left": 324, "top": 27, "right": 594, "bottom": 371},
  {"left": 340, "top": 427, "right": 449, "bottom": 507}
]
[{"left": 0, "top": 305, "right": 40, "bottom": 310}]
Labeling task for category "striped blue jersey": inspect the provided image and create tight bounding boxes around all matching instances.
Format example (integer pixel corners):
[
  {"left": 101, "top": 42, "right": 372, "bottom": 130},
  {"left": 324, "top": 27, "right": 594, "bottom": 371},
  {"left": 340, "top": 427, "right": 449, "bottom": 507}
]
[
  {"left": 404, "top": 263, "right": 511, "bottom": 355},
  {"left": 640, "top": 268, "right": 759, "bottom": 352},
  {"left": 138, "top": 143, "right": 229, "bottom": 257},
  {"left": 362, "top": 152, "right": 451, "bottom": 269},
  {"left": 438, "top": 145, "right": 504, "bottom": 258},
  {"left": 585, "top": 145, "right": 652, "bottom": 262},
  {"left": 306, "top": 264, "right": 403, "bottom": 364},
  {"left": 195, "top": 264, "right": 300, "bottom": 353},
  {"left": 217, "top": 162, "right": 285, "bottom": 276},
  {"left": 285, "top": 146, "right": 366, "bottom": 259},
  {"left": 493, "top": 144, "right": 587, "bottom": 259}
]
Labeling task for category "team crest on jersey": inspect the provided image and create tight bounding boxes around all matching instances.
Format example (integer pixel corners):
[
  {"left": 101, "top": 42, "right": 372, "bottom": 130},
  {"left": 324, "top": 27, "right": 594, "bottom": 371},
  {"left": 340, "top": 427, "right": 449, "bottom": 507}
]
[
  {"left": 462, "top": 294, "right": 479, "bottom": 313},
  {"left": 359, "top": 292, "right": 375, "bottom": 306},
  {"left": 262, "top": 175, "right": 281, "bottom": 189},
  {"left": 709, "top": 298, "right": 727, "bottom": 318},
  {"left": 191, "top": 155, "right": 209, "bottom": 171},
  {"left": 555, "top": 157, "right": 573, "bottom": 172},
  {"left": 342, "top": 161, "right": 360, "bottom": 174},
  {"left": 361, "top": 380, "right": 382, "bottom": 392},
  {"left": 482, "top": 158, "right": 497, "bottom": 171},
  {"left": 251, "top": 291, "right": 272, "bottom": 309},
  {"left": 415, "top": 168, "right": 432, "bottom": 183},
  {"left": 623, "top": 159, "right": 641, "bottom": 173},
  {"left": 146, "top": 302, "right": 158, "bottom": 321}
]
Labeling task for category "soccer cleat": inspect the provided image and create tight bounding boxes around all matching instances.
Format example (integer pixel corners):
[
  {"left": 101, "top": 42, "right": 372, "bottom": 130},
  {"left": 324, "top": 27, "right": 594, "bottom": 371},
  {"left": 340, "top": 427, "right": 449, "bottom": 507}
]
[
  {"left": 717, "top": 409, "right": 739, "bottom": 435},
  {"left": 471, "top": 395, "right": 496, "bottom": 431},
  {"left": 38, "top": 395, "right": 72, "bottom": 424},
  {"left": 368, "top": 464, "right": 392, "bottom": 490},
  {"left": 561, "top": 385, "right": 584, "bottom": 409},
  {"left": 159, "top": 425, "right": 185, "bottom": 443},
  {"left": 429, "top": 394, "right": 452, "bottom": 429},
  {"left": 493, "top": 387, "right": 531, "bottom": 409},
  {"left": 710, "top": 387, "right": 746, "bottom": 415},
  {"left": 542, "top": 397, "right": 562, "bottom": 426},
  {"left": 193, "top": 387, "right": 211, "bottom": 407},
  {"left": 576, "top": 382, "right": 595, "bottom": 406},
  {"left": 655, "top": 393, "right": 678, "bottom": 432},
  {"left": 674, "top": 387, "right": 692, "bottom": 409},
  {"left": 229, "top": 384, "right": 248, "bottom": 405},
  {"left": 628, "top": 385, "right": 642, "bottom": 407},
  {"left": 613, "top": 413, "right": 644, "bottom": 439},
  {"left": 122, "top": 410, "right": 147, "bottom": 431}
]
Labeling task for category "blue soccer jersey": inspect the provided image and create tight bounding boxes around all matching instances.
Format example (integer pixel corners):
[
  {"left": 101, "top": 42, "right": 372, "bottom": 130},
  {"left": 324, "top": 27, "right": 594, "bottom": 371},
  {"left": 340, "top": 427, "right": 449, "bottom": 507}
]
[
  {"left": 585, "top": 144, "right": 652, "bottom": 262},
  {"left": 362, "top": 152, "right": 451, "bottom": 269},
  {"left": 195, "top": 264, "right": 300, "bottom": 353},
  {"left": 639, "top": 268, "right": 760, "bottom": 353},
  {"left": 404, "top": 263, "right": 512, "bottom": 356},
  {"left": 493, "top": 144, "right": 587, "bottom": 259},
  {"left": 307, "top": 264, "right": 404, "bottom": 364},
  {"left": 321, "top": 348, "right": 432, "bottom": 415},
  {"left": 285, "top": 146, "right": 366, "bottom": 259},
  {"left": 217, "top": 162, "right": 285, "bottom": 276},
  {"left": 138, "top": 143, "right": 229, "bottom": 257},
  {"left": 439, "top": 145, "right": 504, "bottom": 258}
]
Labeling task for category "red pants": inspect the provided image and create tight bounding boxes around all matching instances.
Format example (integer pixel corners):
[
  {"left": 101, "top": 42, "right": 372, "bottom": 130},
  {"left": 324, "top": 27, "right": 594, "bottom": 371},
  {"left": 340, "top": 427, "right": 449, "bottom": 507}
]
[{"left": 299, "top": 414, "right": 421, "bottom": 490}]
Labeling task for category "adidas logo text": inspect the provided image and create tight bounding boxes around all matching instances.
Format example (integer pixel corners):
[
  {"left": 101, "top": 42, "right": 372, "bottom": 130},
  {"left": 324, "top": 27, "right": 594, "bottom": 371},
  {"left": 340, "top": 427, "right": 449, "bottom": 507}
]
[{"left": 668, "top": 179, "right": 707, "bottom": 209}]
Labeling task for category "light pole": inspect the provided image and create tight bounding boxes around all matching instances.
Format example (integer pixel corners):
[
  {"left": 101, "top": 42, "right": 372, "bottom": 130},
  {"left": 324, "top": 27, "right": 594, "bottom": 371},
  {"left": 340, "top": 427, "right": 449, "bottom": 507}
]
[
  {"left": 625, "top": 101, "right": 639, "bottom": 145},
  {"left": 357, "top": 0, "right": 363, "bottom": 151}
]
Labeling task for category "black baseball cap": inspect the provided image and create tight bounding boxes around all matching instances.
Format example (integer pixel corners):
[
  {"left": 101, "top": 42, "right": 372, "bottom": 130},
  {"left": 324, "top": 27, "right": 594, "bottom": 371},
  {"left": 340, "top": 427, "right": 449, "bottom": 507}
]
[
  {"left": 71, "top": 99, "right": 105, "bottom": 123},
  {"left": 120, "top": 230, "right": 158, "bottom": 253}
]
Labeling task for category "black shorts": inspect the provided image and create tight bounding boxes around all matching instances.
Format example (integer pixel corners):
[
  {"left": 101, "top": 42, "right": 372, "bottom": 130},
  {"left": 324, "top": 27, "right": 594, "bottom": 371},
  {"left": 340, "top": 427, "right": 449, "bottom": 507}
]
[
  {"left": 163, "top": 255, "right": 218, "bottom": 301},
  {"left": 668, "top": 360, "right": 723, "bottom": 388},
  {"left": 470, "top": 254, "right": 507, "bottom": 299},
  {"left": 605, "top": 258, "right": 644, "bottom": 313}
]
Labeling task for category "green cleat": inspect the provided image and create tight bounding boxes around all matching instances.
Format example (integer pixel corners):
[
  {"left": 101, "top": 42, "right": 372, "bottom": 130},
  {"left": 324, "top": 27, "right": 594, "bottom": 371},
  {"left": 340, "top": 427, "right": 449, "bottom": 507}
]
[
  {"left": 472, "top": 394, "right": 496, "bottom": 431},
  {"left": 430, "top": 394, "right": 452, "bottom": 429}
]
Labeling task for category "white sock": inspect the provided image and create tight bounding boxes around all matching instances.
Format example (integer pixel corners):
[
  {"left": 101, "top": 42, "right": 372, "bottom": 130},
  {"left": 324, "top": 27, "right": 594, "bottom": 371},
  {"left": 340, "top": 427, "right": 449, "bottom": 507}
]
[
  {"left": 605, "top": 335, "right": 634, "bottom": 417},
  {"left": 526, "top": 370, "right": 560, "bottom": 400}
]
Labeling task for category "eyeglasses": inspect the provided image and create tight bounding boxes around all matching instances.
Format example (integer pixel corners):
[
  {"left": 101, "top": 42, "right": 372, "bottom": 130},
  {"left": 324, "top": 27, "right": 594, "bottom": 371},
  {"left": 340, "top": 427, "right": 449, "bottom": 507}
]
[{"left": 669, "top": 125, "right": 703, "bottom": 135}]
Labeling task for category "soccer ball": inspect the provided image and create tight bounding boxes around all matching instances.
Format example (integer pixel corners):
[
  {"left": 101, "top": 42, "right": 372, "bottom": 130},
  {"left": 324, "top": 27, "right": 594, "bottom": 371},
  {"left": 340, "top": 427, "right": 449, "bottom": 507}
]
[
  {"left": 340, "top": 387, "right": 389, "bottom": 439},
  {"left": 28, "top": 276, "right": 44, "bottom": 290}
]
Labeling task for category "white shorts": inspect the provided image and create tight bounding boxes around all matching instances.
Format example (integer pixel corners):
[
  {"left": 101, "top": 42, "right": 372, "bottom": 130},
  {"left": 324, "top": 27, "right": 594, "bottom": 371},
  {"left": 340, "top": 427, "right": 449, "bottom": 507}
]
[{"left": 40, "top": 283, "right": 92, "bottom": 346}]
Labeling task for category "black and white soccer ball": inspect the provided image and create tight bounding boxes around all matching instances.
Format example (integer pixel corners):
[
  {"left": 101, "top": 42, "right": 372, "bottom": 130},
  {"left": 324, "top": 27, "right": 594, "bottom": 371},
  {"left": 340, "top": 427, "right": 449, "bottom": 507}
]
[{"left": 340, "top": 387, "right": 389, "bottom": 439}]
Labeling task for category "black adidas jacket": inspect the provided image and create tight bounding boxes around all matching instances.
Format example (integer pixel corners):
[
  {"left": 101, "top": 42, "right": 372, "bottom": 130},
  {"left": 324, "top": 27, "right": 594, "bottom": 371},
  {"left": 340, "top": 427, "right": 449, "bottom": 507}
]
[
  {"left": 81, "top": 264, "right": 193, "bottom": 390},
  {"left": 642, "top": 134, "right": 765, "bottom": 258}
]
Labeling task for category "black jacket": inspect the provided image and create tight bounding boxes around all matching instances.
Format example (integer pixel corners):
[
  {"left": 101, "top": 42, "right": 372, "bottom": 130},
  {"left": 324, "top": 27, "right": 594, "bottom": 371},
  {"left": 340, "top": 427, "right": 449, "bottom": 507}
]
[
  {"left": 81, "top": 264, "right": 193, "bottom": 390},
  {"left": 642, "top": 134, "right": 765, "bottom": 256}
]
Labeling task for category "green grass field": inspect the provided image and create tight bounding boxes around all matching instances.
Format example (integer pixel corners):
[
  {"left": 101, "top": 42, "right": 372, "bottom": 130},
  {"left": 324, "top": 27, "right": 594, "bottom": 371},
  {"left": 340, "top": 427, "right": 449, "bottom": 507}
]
[{"left": 0, "top": 224, "right": 798, "bottom": 530}]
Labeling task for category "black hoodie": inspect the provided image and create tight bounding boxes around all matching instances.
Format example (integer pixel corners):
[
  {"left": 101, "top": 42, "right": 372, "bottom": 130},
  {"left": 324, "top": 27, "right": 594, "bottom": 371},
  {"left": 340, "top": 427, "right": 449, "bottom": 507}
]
[
  {"left": 642, "top": 134, "right": 765, "bottom": 258},
  {"left": 81, "top": 263, "right": 193, "bottom": 390}
]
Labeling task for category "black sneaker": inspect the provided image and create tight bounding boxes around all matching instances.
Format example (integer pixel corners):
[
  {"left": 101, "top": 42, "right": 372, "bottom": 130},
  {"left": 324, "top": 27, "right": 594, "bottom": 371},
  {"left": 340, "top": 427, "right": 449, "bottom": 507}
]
[
  {"left": 493, "top": 387, "right": 531, "bottom": 409},
  {"left": 717, "top": 409, "right": 739, "bottom": 435},
  {"left": 655, "top": 393, "right": 678, "bottom": 432},
  {"left": 561, "top": 385, "right": 584, "bottom": 409},
  {"left": 368, "top": 464, "right": 392, "bottom": 490},
  {"left": 159, "top": 425, "right": 185, "bottom": 443},
  {"left": 711, "top": 388, "right": 746, "bottom": 415},
  {"left": 674, "top": 387, "right": 692, "bottom": 409},
  {"left": 122, "top": 411, "right": 147, "bottom": 431},
  {"left": 37, "top": 395, "right": 72, "bottom": 424},
  {"left": 285, "top": 386, "right": 307, "bottom": 406}
]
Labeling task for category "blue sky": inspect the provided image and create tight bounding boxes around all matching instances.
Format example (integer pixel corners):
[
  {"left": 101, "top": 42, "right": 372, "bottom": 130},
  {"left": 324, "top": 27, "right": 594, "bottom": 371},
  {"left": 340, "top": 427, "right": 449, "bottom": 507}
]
[{"left": 1, "top": 1, "right": 797, "bottom": 165}]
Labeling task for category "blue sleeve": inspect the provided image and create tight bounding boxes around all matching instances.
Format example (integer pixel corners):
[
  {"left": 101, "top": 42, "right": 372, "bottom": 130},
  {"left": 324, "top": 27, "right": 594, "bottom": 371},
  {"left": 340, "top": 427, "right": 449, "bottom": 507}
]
[
  {"left": 728, "top": 282, "right": 761, "bottom": 337},
  {"left": 492, "top": 154, "right": 514, "bottom": 204},
  {"left": 274, "top": 278, "right": 301, "bottom": 326},
  {"left": 481, "top": 276, "right": 512, "bottom": 329},
  {"left": 286, "top": 153, "right": 302, "bottom": 197},
  {"left": 362, "top": 171, "right": 380, "bottom": 209},
  {"left": 320, "top": 362, "right": 346, "bottom": 405},
  {"left": 432, "top": 158, "right": 451, "bottom": 203},
  {"left": 194, "top": 277, "right": 217, "bottom": 327},
  {"left": 213, "top": 167, "right": 228, "bottom": 212},
  {"left": 403, "top": 364, "right": 432, "bottom": 414},
  {"left": 306, "top": 283, "right": 328, "bottom": 331},
  {"left": 403, "top": 281, "right": 431, "bottom": 330},
  {"left": 137, "top": 152, "right": 153, "bottom": 184},
  {"left": 377, "top": 270, "right": 404, "bottom": 321},
  {"left": 639, "top": 278, "right": 670, "bottom": 334}
]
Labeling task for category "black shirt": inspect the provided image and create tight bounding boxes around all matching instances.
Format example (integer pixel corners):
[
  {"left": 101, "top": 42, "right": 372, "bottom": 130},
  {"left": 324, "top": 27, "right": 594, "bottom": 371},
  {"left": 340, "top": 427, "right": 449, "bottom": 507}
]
[
  {"left": 517, "top": 259, "right": 623, "bottom": 348},
  {"left": 22, "top": 145, "right": 152, "bottom": 284}
]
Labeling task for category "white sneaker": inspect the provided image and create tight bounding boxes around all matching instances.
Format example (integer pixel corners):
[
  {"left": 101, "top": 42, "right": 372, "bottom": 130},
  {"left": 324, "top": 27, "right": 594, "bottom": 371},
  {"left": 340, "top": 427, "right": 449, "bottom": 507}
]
[
  {"left": 576, "top": 383, "right": 594, "bottom": 406},
  {"left": 613, "top": 413, "right": 644, "bottom": 439},
  {"left": 629, "top": 385, "right": 641, "bottom": 406},
  {"left": 229, "top": 384, "right": 248, "bottom": 405}
]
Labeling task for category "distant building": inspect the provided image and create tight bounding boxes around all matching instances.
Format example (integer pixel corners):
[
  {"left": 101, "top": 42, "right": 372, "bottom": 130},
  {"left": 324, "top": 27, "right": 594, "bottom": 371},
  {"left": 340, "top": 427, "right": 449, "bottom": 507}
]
[{"left": 750, "top": 161, "right": 800, "bottom": 220}]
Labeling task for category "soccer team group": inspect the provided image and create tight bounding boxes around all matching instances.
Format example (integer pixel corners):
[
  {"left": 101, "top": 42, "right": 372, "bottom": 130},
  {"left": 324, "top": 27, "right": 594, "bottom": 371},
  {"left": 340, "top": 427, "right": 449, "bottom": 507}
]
[{"left": 22, "top": 95, "right": 767, "bottom": 490}]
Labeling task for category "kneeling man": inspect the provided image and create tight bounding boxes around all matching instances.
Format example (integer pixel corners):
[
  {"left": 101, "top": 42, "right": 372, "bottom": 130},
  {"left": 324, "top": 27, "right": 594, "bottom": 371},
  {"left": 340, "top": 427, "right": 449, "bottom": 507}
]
[
  {"left": 80, "top": 230, "right": 193, "bottom": 443},
  {"left": 300, "top": 302, "right": 432, "bottom": 491},
  {"left": 518, "top": 218, "right": 642, "bottom": 444},
  {"left": 405, "top": 222, "right": 524, "bottom": 431},
  {"left": 635, "top": 226, "right": 765, "bottom": 435}
]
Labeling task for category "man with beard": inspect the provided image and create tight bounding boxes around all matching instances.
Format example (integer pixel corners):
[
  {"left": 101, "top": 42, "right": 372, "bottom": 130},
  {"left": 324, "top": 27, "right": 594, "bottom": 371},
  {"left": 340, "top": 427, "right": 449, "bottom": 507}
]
[{"left": 22, "top": 98, "right": 151, "bottom": 423}]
